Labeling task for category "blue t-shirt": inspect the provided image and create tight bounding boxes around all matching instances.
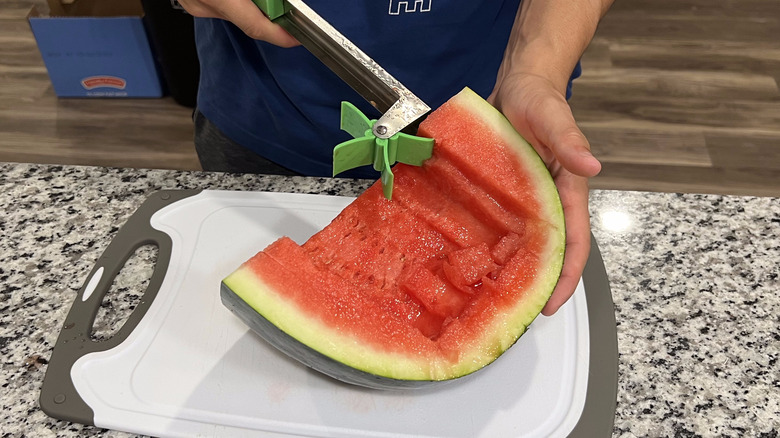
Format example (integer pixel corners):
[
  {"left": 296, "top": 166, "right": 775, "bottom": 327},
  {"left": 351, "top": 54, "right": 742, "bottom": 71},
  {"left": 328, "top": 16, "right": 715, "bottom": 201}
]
[{"left": 195, "top": 1, "right": 578, "bottom": 177}]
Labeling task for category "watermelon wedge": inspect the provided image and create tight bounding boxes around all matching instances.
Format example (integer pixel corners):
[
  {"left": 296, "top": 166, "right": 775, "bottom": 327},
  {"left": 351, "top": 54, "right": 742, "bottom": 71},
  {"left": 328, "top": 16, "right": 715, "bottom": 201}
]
[{"left": 222, "top": 88, "right": 565, "bottom": 388}]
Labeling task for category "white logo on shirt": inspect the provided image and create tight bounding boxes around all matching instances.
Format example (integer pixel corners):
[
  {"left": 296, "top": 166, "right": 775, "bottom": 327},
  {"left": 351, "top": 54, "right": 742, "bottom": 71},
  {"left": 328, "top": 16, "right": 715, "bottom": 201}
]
[{"left": 389, "top": 0, "right": 432, "bottom": 15}]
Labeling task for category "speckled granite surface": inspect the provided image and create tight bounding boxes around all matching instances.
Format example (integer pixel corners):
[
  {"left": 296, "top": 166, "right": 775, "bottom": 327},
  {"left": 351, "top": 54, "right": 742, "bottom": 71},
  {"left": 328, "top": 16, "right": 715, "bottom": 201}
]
[{"left": 1, "top": 162, "right": 778, "bottom": 437}]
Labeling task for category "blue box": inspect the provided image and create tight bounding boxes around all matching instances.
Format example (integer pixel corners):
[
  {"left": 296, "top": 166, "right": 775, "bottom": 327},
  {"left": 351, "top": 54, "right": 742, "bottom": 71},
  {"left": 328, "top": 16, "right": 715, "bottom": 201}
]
[{"left": 28, "top": 0, "right": 163, "bottom": 98}]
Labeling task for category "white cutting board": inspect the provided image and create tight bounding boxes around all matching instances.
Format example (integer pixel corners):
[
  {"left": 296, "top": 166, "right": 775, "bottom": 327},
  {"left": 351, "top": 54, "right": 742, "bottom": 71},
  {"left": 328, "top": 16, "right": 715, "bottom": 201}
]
[{"left": 70, "top": 190, "right": 590, "bottom": 437}]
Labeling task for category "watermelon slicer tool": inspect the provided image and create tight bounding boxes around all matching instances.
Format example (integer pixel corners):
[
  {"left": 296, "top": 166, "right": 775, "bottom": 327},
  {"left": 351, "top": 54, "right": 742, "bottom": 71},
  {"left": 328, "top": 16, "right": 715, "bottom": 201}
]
[
  {"left": 333, "top": 102, "right": 433, "bottom": 200},
  {"left": 252, "top": 0, "right": 433, "bottom": 198}
]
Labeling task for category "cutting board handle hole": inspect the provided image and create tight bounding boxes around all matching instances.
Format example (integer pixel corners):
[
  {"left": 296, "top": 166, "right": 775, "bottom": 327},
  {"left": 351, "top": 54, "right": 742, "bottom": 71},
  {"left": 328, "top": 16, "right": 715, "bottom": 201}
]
[{"left": 90, "top": 243, "right": 159, "bottom": 342}]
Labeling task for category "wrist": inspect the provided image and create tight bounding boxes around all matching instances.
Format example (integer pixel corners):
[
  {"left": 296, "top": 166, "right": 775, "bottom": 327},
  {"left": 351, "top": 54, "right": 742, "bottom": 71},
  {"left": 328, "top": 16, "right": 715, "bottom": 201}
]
[
  {"left": 498, "top": 41, "right": 579, "bottom": 97},
  {"left": 496, "top": 0, "right": 608, "bottom": 96}
]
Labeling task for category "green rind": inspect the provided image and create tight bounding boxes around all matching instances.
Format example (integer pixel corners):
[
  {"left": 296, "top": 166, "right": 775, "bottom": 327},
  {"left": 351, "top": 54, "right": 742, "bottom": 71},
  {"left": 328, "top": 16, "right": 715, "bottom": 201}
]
[{"left": 223, "top": 88, "right": 566, "bottom": 385}]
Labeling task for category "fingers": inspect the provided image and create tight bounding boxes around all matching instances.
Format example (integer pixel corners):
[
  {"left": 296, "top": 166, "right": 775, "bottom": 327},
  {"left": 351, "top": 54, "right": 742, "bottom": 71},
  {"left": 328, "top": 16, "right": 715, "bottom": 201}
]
[
  {"left": 179, "top": 0, "right": 299, "bottom": 47},
  {"left": 541, "top": 172, "right": 591, "bottom": 316},
  {"left": 536, "top": 98, "right": 597, "bottom": 314},
  {"left": 490, "top": 76, "right": 596, "bottom": 316},
  {"left": 491, "top": 77, "right": 601, "bottom": 179},
  {"left": 177, "top": 0, "right": 220, "bottom": 17},
  {"left": 536, "top": 98, "right": 602, "bottom": 178},
  {"left": 220, "top": 0, "right": 300, "bottom": 47}
]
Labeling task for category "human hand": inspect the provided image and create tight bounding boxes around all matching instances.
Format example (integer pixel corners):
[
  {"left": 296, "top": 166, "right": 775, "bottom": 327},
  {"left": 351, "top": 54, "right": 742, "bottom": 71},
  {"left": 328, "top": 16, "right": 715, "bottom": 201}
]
[
  {"left": 488, "top": 72, "right": 601, "bottom": 316},
  {"left": 178, "top": 0, "right": 299, "bottom": 47}
]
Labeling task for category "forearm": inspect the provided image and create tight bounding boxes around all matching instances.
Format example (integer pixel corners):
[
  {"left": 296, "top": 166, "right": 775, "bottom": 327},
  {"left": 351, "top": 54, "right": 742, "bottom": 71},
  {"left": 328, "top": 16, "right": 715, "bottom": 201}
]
[{"left": 498, "top": 0, "right": 614, "bottom": 95}]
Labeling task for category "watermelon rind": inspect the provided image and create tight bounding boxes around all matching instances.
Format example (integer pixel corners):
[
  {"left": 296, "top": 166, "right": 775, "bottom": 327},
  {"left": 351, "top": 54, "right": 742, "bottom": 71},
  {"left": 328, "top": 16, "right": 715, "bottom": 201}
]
[
  {"left": 223, "top": 266, "right": 448, "bottom": 383},
  {"left": 221, "top": 282, "right": 440, "bottom": 388},
  {"left": 222, "top": 87, "right": 566, "bottom": 388}
]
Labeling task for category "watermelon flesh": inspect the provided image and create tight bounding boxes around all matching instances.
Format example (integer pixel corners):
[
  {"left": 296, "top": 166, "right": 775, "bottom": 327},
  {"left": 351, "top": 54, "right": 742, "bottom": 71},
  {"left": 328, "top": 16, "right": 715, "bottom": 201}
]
[{"left": 222, "top": 88, "right": 565, "bottom": 386}]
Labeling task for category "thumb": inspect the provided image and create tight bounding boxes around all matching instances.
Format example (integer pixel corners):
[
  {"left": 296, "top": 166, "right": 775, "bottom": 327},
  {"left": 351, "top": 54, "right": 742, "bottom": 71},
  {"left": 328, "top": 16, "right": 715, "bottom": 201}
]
[{"left": 538, "top": 99, "right": 601, "bottom": 178}]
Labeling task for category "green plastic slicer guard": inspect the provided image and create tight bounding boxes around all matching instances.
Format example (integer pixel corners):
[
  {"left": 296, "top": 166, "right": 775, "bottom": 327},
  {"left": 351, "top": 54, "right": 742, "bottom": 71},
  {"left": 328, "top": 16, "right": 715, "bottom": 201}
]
[
  {"left": 252, "top": 0, "right": 288, "bottom": 19},
  {"left": 251, "top": 0, "right": 434, "bottom": 199},
  {"left": 333, "top": 102, "right": 434, "bottom": 200}
]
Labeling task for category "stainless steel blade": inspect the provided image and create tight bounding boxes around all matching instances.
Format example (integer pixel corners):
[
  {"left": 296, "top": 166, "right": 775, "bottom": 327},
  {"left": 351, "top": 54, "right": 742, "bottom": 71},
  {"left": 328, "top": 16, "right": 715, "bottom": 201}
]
[{"left": 274, "top": 0, "right": 430, "bottom": 139}]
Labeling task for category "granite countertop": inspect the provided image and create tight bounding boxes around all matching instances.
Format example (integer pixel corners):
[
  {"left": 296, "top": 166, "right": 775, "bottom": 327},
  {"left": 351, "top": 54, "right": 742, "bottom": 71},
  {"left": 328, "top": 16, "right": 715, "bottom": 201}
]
[{"left": 1, "top": 162, "right": 778, "bottom": 437}]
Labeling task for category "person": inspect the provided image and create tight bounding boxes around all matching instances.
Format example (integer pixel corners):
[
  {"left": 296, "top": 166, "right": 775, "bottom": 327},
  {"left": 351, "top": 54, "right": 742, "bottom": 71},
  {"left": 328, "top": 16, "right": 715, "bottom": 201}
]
[{"left": 178, "top": 0, "right": 614, "bottom": 316}]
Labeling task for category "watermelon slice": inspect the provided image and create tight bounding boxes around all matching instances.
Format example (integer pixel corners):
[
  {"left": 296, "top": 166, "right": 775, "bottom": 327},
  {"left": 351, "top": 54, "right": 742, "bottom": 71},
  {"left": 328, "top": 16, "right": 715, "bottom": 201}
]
[{"left": 222, "top": 88, "right": 565, "bottom": 388}]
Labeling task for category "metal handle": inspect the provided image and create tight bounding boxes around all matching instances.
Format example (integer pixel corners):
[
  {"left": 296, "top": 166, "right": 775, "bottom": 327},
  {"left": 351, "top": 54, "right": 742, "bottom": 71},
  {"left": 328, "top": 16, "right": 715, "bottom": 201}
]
[{"left": 258, "top": 0, "right": 430, "bottom": 138}]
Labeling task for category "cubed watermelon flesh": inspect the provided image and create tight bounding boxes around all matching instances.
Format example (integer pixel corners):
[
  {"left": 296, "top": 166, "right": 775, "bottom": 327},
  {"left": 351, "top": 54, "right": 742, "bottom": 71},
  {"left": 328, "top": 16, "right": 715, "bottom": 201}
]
[{"left": 222, "top": 88, "right": 565, "bottom": 388}]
